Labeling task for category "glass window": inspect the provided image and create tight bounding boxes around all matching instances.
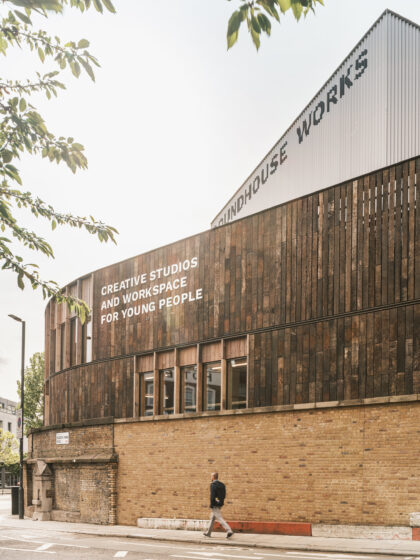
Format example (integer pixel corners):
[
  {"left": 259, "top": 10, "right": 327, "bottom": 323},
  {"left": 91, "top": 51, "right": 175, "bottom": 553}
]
[
  {"left": 86, "top": 317, "right": 92, "bottom": 362},
  {"left": 7, "top": 422, "right": 12, "bottom": 432},
  {"left": 50, "top": 329, "right": 56, "bottom": 374},
  {"left": 69, "top": 317, "right": 77, "bottom": 367},
  {"left": 141, "top": 372, "right": 154, "bottom": 416},
  {"left": 227, "top": 357, "right": 247, "bottom": 409},
  {"left": 204, "top": 362, "right": 221, "bottom": 411},
  {"left": 81, "top": 317, "right": 92, "bottom": 364},
  {"left": 181, "top": 365, "right": 197, "bottom": 413},
  {"left": 160, "top": 368, "right": 174, "bottom": 415},
  {"left": 59, "top": 323, "right": 65, "bottom": 370}
]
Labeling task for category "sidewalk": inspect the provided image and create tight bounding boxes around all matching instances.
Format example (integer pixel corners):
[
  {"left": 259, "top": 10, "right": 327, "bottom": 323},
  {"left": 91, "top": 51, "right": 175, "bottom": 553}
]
[
  {"left": 2, "top": 516, "right": 420, "bottom": 556},
  {"left": 1, "top": 499, "right": 419, "bottom": 556}
]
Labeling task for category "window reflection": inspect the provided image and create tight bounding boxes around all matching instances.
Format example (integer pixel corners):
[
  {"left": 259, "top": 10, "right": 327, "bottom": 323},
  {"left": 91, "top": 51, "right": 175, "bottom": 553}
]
[
  {"left": 181, "top": 365, "right": 197, "bottom": 413},
  {"left": 160, "top": 368, "right": 174, "bottom": 415},
  {"left": 142, "top": 372, "right": 154, "bottom": 416},
  {"left": 227, "top": 357, "right": 247, "bottom": 409},
  {"left": 204, "top": 362, "right": 221, "bottom": 411}
]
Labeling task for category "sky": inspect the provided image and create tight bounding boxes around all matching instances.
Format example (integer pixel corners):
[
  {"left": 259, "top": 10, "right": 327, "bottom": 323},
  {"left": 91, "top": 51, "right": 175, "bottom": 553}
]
[{"left": 1, "top": 0, "right": 420, "bottom": 401}]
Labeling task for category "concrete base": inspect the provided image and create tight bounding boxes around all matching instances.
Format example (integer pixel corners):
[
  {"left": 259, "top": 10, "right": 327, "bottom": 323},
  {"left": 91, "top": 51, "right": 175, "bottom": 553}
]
[
  {"left": 51, "top": 510, "right": 81, "bottom": 523},
  {"left": 410, "top": 513, "right": 420, "bottom": 527},
  {"left": 138, "top": 518, "right": 418, "bottom": 540},
  {"left": 138, "top": 518, "right": 208, "bottom": 531},
  {"left": 312, "top": 524, "right": 412, "bottom": 540},
  {"left": 32, "top": 512, "right": 51, "bottom": 521},
  {"left": 137, "top": 518, "right": 311, "bottom": 536}
]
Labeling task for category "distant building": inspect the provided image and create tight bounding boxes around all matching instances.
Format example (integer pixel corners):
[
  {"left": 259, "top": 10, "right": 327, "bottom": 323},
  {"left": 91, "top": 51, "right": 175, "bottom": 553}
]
[
  {"left": 0, "top": 397, "right": 28, "bottom": 452},
  {"left": 0, "top": 397, "right": 18, "bottom": 436}
]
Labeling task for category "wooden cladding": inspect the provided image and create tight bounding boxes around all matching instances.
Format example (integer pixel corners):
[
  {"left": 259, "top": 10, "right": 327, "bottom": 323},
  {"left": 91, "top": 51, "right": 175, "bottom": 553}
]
[
  {"left": 249, "top": 304, "right": 420, "bottom": 408},
  {"left": 48, "top": 358, "right": 133, "bottom": 425},
  {"left": 83, "top": 158, "right": 420, "bottom": 362},
  {"left": 44, "top": 158, "right": 420, "bottom": 424}
]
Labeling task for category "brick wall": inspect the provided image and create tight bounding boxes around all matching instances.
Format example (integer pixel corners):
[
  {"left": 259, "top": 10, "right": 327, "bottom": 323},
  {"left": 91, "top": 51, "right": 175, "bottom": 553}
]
[
  {"left": 114, "top": 401, "right": 420, "bottom": 527},
  {"left": 27, "top": 423, "right": 117, "bottom": 524},
  {"left": 30, "top": 424, "right": 113, "bottom": 459},
  {"left": 53, "top": 464, "right": 111, "bottom": 524}
]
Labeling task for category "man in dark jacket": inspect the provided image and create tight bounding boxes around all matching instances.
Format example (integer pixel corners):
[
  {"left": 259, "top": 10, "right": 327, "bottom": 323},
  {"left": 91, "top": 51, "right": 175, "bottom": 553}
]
[{"left": 203, "top": 472, "right": 233, "bottom": 538}]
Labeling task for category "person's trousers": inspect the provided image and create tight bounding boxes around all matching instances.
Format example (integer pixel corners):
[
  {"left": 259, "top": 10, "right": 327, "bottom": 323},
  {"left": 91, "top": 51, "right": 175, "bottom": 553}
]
[{"left": 205, "top": 507, "right": 232, "bottom": 535}]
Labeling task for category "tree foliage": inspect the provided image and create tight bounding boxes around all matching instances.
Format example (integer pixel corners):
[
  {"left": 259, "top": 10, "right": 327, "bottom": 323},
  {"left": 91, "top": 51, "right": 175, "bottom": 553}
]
[
  {"left": 0, "top": 429, "right": 19, "bottom": 468},
  {"left": 17, "top": 351, "right": 44, "bottom": 434},
  {"left": 0, "top": 0, "right": 117, "bottom": 321},
  {"left": 227, "top": 0, "right": 324, "bottom": 50}
]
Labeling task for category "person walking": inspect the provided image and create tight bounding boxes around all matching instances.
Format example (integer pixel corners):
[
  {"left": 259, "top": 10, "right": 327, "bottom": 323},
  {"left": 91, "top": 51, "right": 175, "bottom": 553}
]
[{"left": 203, "top": 472, "right": 233, "bottom": 538}]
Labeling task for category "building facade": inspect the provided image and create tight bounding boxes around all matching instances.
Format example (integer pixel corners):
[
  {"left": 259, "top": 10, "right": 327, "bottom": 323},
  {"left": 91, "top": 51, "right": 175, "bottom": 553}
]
[
  {"left": 27, "top": 10, "right": 420, "bottom": 534},
  {"left": 0, "top": 398, "right": 17, "bottom": 436}
]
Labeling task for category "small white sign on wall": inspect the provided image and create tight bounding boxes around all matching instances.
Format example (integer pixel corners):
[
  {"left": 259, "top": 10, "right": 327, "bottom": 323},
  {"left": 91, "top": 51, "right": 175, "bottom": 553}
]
[{"left": 56, "top": 432, "right": 69, "bottom": 445}]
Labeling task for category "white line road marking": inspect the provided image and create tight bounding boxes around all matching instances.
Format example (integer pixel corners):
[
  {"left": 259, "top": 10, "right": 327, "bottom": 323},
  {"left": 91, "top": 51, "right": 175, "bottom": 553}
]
[
  {"left": 4, "top": 535, "right": 89, "bottom": 549},
  {"left": 172, "top": 557, "right": 235, "bottom": 560},
  {"left": 4, "top": 535, "right": 47, "bottom": 545},
  {"left": 285, "top": 554, "right": 373, "bottom": 559},
  {"left": 37, "top": 543, "right": 53, "bottom": 551},
  {"left": 0, "top": 545, "right": 56, "bottom": 554},
  {"left": 188, "top": 553, "right": 263, "bottom": 559},
  {"left": 171, "top": 555, "right": 264, "bottom": 560},
  {"left": 280, "top": 557, "right": 375, "bottom": 560},
  {"left": 107, "top": 539, "right": 172, "bottom": 548},
  {"left": 114, "top": 552, "right": 128, "bottom": 558}
]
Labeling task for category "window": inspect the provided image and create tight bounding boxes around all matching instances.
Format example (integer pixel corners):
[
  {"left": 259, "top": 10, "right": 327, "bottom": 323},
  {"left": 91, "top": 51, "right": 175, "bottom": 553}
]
[
  {"left": 181, "top": 365, "right": 197, "bottom": 413},
  {"left": 69, "top": 317, "right": 77, "bottom": 367},
  {"left": 159, "top": 368, "right": 174, "bottom": 415},
  {"left": 7, "top": 422, "right": 12, "bottom": 432},
  {"left": 204, "top": 362, "right": 221, "bottom": 411},
  {"left": 50, "top": 329, "right": 56, "bottom": 374},
  {"left": 60, "top": 323, "right": 65, "bottom": 370},
  {"left": 81, "top": 317, "right": 92, "bottom": 364},
  {"left": 227, "top": 357, "right": 247, "bottom": 409},
  {"left": 0, "top": 420, "right": 3, "bottom": 430},
  {"left": 86, "top": 317, "right": 92, "bottom": 362},
  {"left": 140, "top": 372, "right": 154, "bottom": 416}
]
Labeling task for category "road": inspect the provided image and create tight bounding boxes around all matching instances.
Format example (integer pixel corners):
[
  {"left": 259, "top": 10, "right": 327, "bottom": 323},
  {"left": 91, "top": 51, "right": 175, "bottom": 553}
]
[
  {"left": 0, "top": 527, "right": 411, "bottom": 560},
  {"left": 0, "top": 495, "right": 416, "bottom": 560}
]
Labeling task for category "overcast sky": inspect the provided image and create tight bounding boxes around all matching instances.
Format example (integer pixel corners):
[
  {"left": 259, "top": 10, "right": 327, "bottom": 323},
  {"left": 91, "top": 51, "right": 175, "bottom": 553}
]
[{"left": 1, "top": 0, "right": 419, "bottom": 401}]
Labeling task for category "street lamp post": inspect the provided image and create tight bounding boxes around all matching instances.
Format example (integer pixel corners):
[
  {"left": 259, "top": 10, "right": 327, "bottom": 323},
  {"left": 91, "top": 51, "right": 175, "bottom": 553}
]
[{"left": 8, "top": 314, "right": 25, "bottom": 520}]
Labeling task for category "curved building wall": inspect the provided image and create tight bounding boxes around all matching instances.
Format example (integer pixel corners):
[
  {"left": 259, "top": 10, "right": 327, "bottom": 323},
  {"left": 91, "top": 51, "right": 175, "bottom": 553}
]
[
  {"left": 28, "top": 156, "right": 420, "bottom": 528},
  {"left": 44, "top": 157, "right": 420, "bottom": 425}
]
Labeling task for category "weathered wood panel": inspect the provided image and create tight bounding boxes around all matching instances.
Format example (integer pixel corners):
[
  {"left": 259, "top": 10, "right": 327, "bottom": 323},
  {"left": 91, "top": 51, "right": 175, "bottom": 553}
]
[{"left": 45, "top": 157, "right": 420, "bottom": 423}]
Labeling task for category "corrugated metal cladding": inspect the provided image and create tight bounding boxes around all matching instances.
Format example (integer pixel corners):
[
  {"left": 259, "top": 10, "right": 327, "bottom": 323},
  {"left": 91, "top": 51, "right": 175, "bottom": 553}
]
[{"left": 212, "top": 10, "right": 420, "bottom": 228}]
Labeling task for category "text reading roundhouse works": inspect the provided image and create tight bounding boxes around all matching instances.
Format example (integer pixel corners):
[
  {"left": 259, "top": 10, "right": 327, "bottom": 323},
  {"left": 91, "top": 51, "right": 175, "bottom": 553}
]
[{"left": 99, "top": 257, "right": 202, "bottom": 324}]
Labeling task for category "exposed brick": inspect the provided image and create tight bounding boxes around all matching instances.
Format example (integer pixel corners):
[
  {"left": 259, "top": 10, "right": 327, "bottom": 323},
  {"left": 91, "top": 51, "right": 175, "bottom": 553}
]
[
  {"left": 114, "top": 402, "right": 420, "bottom": 527},
  {"left": 29, "top": 401, "right": 420, "bottom": 527}
]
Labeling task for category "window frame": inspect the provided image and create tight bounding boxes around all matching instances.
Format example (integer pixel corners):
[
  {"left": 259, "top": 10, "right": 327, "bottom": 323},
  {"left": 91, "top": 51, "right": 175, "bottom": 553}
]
[
  {"left": 226, "top": 356, "right": 248, "bottom": 410},
  {"left": 180, "top": 364, "right": 197, "bottom": 413},
  {"left": 139, "top": 371, "right": 154, "bottom": 417},
  {"left": 203, "top": 361, "right": 222, "bottom": 412},
  {"left": 159, "top": 368, "right": 175, "bottom": 415}
]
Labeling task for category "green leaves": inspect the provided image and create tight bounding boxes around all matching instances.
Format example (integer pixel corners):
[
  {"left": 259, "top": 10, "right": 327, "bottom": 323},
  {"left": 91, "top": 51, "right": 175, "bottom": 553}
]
[
  {"left": 7, "top": 0, "right": 116, "bottom": 14},
  {"left": 226, "top": 0, "right": 324, "bottom": 50},
  {"left": 17, "top": 352, "right": 44, "bottom": 433},
  {"left": 0, "top": 0, "right": 118, "bottom": 320},
  {"left": 77, "top": 38, "right": 90, "bottom": 49},
  {"left": 0, "top": 429, "right": 19, "bottom": 468}
]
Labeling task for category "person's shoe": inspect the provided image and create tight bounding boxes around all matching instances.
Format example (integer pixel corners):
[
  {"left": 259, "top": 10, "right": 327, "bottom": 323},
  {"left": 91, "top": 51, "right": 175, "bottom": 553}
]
[
  {"left": 203, "top": 533, "right": 211, "bottom": 537},
  {"left": 226, "top": 531, "right": 234, "bottom": 538}
]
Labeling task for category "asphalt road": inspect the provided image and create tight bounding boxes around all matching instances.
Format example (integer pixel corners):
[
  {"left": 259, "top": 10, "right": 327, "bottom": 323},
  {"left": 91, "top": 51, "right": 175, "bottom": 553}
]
[
  {"left": 0, "top": 527, "right": 410, "bottom": 560},
  {"left": 0, "top": 494, "right": 416, "bottom": 560}
]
